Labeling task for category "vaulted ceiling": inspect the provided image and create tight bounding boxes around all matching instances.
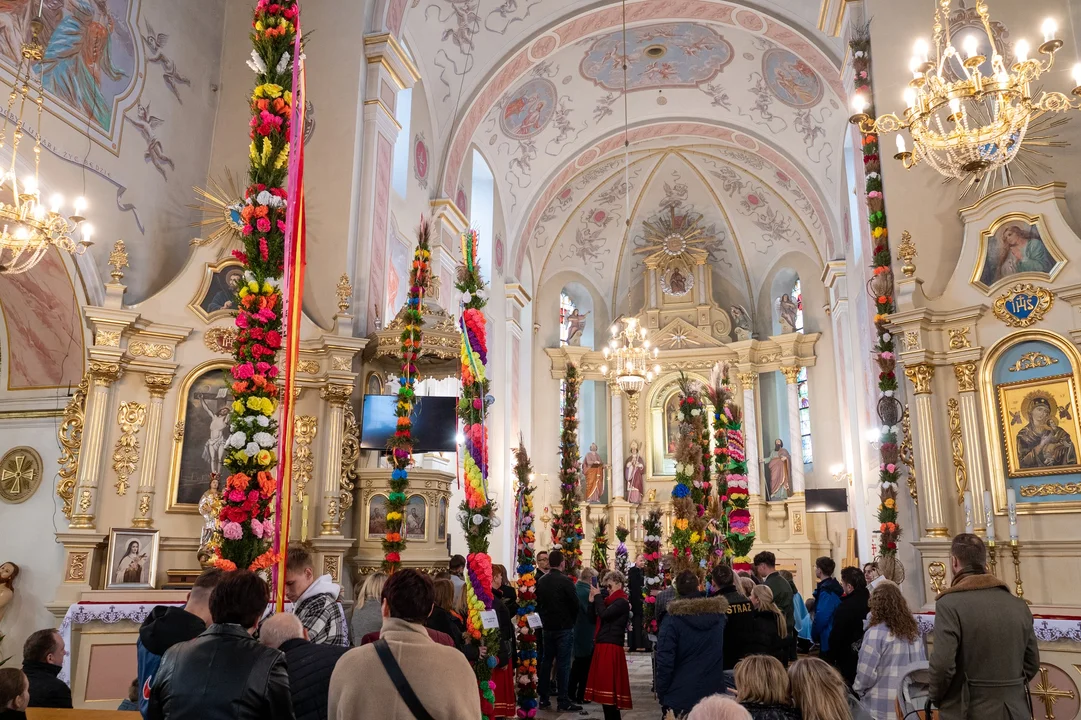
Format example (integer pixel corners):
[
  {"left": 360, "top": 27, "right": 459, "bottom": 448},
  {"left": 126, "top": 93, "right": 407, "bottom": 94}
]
[{"left": 397, "top": 1, "right": 848, "bottom": 310}]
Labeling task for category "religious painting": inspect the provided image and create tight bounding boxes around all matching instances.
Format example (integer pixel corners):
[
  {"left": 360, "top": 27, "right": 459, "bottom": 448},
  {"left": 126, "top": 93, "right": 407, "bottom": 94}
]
[
  {"left": 436, "top": 496, "right": 447, "bottom": 541},
  {"left": 762, "top": 47, "right": 823, "bottom": 108},
  {"left": 456, "top": 186, "right": 468, "bottom": 216},
  {"left": 104, "top": 528, "right": 159, "bottom": 590},
  {"left": 997, "top": 374, "right": 1081, "bottom": 478},
  {"left": 973, "top": 213, "right": 1064, "bottom": 293},
  {"left": 413, "top": 133, "right": 428, "bottom": 188},
  {"left": 663, "top": 390, "right": 682, "bottom": 457},
  {"left": 580, "top": 23, "right": 733, "bottom": 93},
  {"left": 365, "top": 372, "right": 384, "bottom": 397},
  {"left": 367, "top": 495, "right": 388, "bottom": 538},
  {"left": 0, "top": 0, "right": 139, "bottom": 141},
  {"left": 661, "top": 265, "right": 693, "bottom": 297},
  {"left": 499, "top": 77, "right": 557, "bottom": 139},
  {"left": 167, "top": 362, "right": 233, "bottom": 512},
  {"left": 189, "top": 259, "right": 245, "bottom": 323},
  {"left": 405, "top": 495, "right": 427, "bottom": 540}
]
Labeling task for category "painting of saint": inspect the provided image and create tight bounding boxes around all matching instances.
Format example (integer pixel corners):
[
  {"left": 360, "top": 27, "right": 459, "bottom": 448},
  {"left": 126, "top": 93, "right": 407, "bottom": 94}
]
[
  {"left": 367, "top": 495, "right": 388, "bottom": 538},
  {"left": 762, "top": 48, "right": 823, "bottom": 108},
  {"left": 199, "top": 264, "right": 244, "bottom": 317},
  {"left": 499, "top": 77, "right": 557, "bottom": 139},
  {"left": 405, "top": 495, "right": 426, "bottom": 540},
  {"left": 664, "top": 391, "right": 682, "bottom": 456},
  {"left": 170, "top": 366, "right": 232, "bottom": 510},
  {"left": 977, "top": 217, "right": 1059, "bottom": 289},
  {"left": 998, "top": 375, "right": 1081, "bottom": 478},
  {"left": 436, "top": 496, "right": 447, "bottom": 541},
  {"left": 105, "top": 529, "right": 158, "bottom": 589}
]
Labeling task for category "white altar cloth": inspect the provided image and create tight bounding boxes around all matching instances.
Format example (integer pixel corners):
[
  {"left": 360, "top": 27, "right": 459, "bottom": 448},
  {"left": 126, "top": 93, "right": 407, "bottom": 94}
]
[{"left": 915, "top": 611, "right": 1081, "bottom": 644}]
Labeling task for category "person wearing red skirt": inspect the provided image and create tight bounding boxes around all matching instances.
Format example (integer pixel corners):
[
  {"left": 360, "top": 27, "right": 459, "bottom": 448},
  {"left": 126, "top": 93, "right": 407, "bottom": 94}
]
[
  {"left": 491, "top": 573, "right": 517, "bottom": 719},
  {"left": 585, "top": 570, "right": 632, "bottom": 719}
]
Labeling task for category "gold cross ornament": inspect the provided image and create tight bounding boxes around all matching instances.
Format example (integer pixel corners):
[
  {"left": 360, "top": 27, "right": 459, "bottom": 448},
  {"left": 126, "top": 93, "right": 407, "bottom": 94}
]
[
  {"left": 0, "top": 447, "right": 43, "bottom": 503},
  {"left": 1032, "top": 666, "right": 1075, "bottom": 720}
]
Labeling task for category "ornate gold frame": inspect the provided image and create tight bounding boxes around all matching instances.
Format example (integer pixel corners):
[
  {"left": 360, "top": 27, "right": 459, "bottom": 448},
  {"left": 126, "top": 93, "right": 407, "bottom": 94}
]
[
  {"left": 404, "top": 494, "right": 428, "bottom": 542},
  {"left": 981, "top": 329, "right": 1081, "bottom": 515},
  {"left": 166, "top": 359, "right": 234, "bottom": 513},
  {"left": 970, "top": 212, "right": 1066, "bottom": 295},
  {"left": 366, "top": 493, "right": 388, "bottom": 539},
  {"left": 187, "top": 258, "right": 245, "bottom": 324},
  {"left": 995, "top": 373, "right": 1081, "bottom": 478},
  {"left": 436, "top": 496, "right": 448, "bottom": 540},
  {"left": 103, "top": 527, "right": 161, "bottom": 590}
]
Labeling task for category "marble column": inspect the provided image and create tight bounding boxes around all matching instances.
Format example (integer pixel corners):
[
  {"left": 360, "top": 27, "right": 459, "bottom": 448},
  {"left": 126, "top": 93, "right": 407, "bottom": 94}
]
[
  {"left": 610, "top": 387, "right": 625, "bottom": 499},
  {"left": 954, "top": 361, "right": 988, "bottom": 535},
  {"left": 320, "top": 385, "right": 352, "bottom": 535},
  {"left": 132, "top": 374, "right": 172, "bottom": 528},
  {"left": 780, "top": 366, "right": 805, "bottom": 494},
  {"left": 905, "top": 364, "right": 948, "bottom": 538},
  {"left": 69, "top": 361, "right": 122, "bottom": 530},
  {"left": 737, "top": 372, "right": 760, "bottom": 496}
]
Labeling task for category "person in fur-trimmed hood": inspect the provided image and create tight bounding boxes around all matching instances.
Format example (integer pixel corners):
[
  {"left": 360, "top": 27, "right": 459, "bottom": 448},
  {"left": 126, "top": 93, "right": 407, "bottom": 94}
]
[
  {"left": 655, "top": 570, "right": 729, "bottom": 717},
  {"left": 928, "top": 534, "right": 1039, "bottom": 720},
  {"left": 284, "top": 546, "right": 349, "bottom": 647}
]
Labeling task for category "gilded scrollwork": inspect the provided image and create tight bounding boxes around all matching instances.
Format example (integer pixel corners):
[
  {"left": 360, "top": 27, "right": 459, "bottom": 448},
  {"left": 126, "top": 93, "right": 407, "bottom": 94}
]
[
  {"left": 1020, "top": 482, "right": 1081, "bottom": 497},
  {"left": 904, "top": 363, "right": 935, "bottom": 395},
  {"left": 947, "top": 327, "right": 971, "bottom": 350},
  {"left": 89, "top": 361, "right": 122, "bottom": 385},
  {"left": 1008, "top": 352, "right": 1059, "bottom": 373},
  {"left": 297, "top": 360, "right": 320, "bottom": 374},
  {"left": 927, "top": 561, "right": 946, "bottom": 594},
  {"left": 904, "top": 331, "right": 921, "bottom": 351},
  {"left": 65, "top": 551, "right": 88, "bottom": 582},
  {"left": 954, "top": 361, "right": 977, "bottom": 393},
  {"left": 780, "top": 366, "right": 801, "bottom": 384},
  {"left": 340, "top": 403, "right": 360, "bottom": 512},
  {"left": 627, "top": 392, "right": 640, "bottom": 431},
  {"left": 947, "top": 398, "right": 969, "bottom": 505},
  {"left": 56, "top": 372, "right": 89, "bottom": 518},
  {"left": 95, "top": 330, "right": 121, "bottom": 347},
  {"left": 293, "top": 416, "right": 318, "bottom": 502},
  {"left": 736, "top": 372, "right": 758, "bottom": 389},
  {"left": 203, "top": 327, "right": 237, "bottom": 354},
  {"left": 900, "top": 405, "right": 917, "bottom": 505},
  {"left": 145, "top": 374, "right": 174, "bottom": 398},
  {"left": 113, "top": 402, "right": 148, "bottom": 495},
  {"left": 128, "top": 342, "right": 173, "bottom": 359},
  {"left": 173, "top": 421, "right": 185, "bottom": 443},
  {"left": 336, "top": 274, "right": 352, "bottom": 314},
  {"left": 320, "top": 384, "right": 354, "bottom": 406},
  {"left": 332, "top": 356, "right": 352, "bottom": 371}
]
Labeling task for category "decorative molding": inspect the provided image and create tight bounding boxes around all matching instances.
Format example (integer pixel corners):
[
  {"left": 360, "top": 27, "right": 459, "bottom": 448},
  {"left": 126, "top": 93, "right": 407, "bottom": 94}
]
[
  {"left": 0, "top": 446, "right": 43, "bottom": 504},
  {"left": 947, "top": 327, "right": 971, "bottom": 350},
  {"left": 947, "top": 398, "right": 969, "bottom": 505},
  {"left": 340, "top": 403, "right": 360, "bottom": 513},
  {"left": 95, "top": 330, "right": 121, "bottom": 347},
  {"left": 904, "top": 364, "right": 935, "bottom": 395},
  {"left": 904, "top": 331, "right": 921, "bottom": 351},
  {"left": 128, "top": 341, "right": 173, "bottom": 359},
  {"left": 56, "top": 373, "right": 89, "bottom": 518},
  {"left": 736, "top": 372, "right": 758, "bottom": 389},
  {"left": 336, "top": 274, "right": 352, "bottom": 314},
  {"left": 1020, "top": 483, "right": 1081, "bottom": 497},
  {"left": 332, "top": 356, "right": 352, "bottom": 372},
  {"left": 320, "top": 384, "right": 353, "bottom": 406},
  {"left": 293, "top": 416, "right": 317, "bottom": 502},
  {"left": 89, "top": 361, "right": 122, "bottom": 385},
  {"left": 954, "top": 362, "right": 977, "bottom": 393},
  {"left": 780, "top": 366, "right": 801, "bottom": 384},
  {"left": 297, "top": 360, "right": 320, "bottom": 374},
  {"left": 108, "top": 239, "right": 130, "bottom": 282},
  {"left": 757, "top": 352, "right": 781, "bottom": 364},
  {"left": 897, "top": 230, "right": 917, "bottom": 277},
  {"left": 203, "top": 327, "right": 237, "bottom": 354},
  {"left": 78, "top": 488, "right": 92, "bottom": 513},
  {"left": 900, "top": 405, "right": 917, "bottom": 505},
  {"left": 173, "top": 421, "right": 185, "bottom": 443},
  {"left": 145, "top": 374, "right": 174, "bottom": 398},
  {"left": 138, "top": 494, "right": 151, "bottom": 518},
  {"left": 627, "top": 392, "right": 640, "bottom": 431},
  {"left": 992, "top": 283, "right": 1054, "bottom": 328},
  {"left": 1009, "top": 352, "right": 1059, "bottom": 373},
  {"left": 65, "top": 551, "right": 89, "bottom": 583},
  {"left": 927, "top": 561, "right": 946, "bottom": 594},
  {"left": 112, "top": 402, "right": 147, "bottom": 496},
  {"left": 322, "top": 554, "right": 341, "bottom": 583}
]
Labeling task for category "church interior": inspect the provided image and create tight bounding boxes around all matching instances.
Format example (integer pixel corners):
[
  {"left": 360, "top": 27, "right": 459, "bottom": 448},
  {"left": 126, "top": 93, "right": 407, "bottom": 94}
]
[{"left": 3, "top": 0, "right": 1081, "bottom": 716}]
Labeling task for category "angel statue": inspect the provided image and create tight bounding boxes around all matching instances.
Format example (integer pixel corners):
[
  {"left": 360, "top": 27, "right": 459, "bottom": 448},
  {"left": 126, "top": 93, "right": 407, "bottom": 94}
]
[
  {"left": 776, "top": 294, "right": 798, "bottom": 334},
  {"left": 730, "top": 305, "right": 752, "bottom": 341},
  {"left": 565, "top": 309, "right": 590, "bottom": 347}
]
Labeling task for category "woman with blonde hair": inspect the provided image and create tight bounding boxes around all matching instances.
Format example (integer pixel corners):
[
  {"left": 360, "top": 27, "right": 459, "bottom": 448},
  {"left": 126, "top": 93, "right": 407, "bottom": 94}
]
[
  {"left": 790, "top": 657, "right": 871, "bottom": 720},
  {"left": 853, "top": 581, "right": 926, "bottom": 720},
  {"left": 743, "top": 585, "right": 787, "bottom": 663},
  {"left": 734, "top": 655, "right": 799, "bottom": 720},
  {"left": 738, "top": 576, "right": 756, "bottom": 597},
  {"left": 350, "top": 571, "right": 387, "bottom": 644}
]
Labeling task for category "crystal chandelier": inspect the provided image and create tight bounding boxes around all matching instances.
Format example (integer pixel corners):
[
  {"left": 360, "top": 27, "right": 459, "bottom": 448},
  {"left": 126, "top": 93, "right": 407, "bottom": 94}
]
[
  {"left": 600, "top": 317, "right": 660, "bottom": 397},
  {"left": 0, "top": 19, "right": 92, "bottom": 274},
  {"left": 849, "top": 0, "right": 1081, "bottom": 191}
]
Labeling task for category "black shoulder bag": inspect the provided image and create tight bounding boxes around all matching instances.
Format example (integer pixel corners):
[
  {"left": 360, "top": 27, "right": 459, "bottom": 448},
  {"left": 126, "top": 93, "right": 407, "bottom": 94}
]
[{"left": 373, "top": 638, "right": 436, "bottom": 720}]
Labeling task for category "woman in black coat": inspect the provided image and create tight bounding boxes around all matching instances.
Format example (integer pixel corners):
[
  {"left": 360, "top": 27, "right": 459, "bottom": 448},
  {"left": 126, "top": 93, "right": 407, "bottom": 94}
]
[
  {"left": 584, "top": 571, "right": 633, "bottom": 719},
  {"left": 427, "top": 578, "right": 466, "bottom": 651},
  {"left": 743, "top": 585, "right": 789, "bottom": 664},
  {"left": 492, "top": 564, "right": 519, "bottom": 618},
  {"left": 827, "top": 567, "right": 870, "bottom": 686}
]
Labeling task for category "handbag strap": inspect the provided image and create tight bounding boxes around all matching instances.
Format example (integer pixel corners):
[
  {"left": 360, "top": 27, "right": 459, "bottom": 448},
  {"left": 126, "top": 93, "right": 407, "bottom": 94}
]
[{"left": 374, "top": 638, "right": 436, "bottom": 720}]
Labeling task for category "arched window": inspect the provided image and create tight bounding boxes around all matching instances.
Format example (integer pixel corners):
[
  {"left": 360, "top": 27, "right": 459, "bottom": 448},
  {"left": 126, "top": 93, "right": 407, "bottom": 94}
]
[
  {"left": 391, "top": 87, "right": 412, "bottom": 199},
  {"left": 791, "top": 278, "right": 812, "bottom": 462},
  {"left": 792, "top": 277, "right": 805, "bottom": 332},
  {"left": 470, "top": 149, "right": 495, "bottom": 281},
  {"left": 559, "top": 292, "right": 577, "bottom": 347}
]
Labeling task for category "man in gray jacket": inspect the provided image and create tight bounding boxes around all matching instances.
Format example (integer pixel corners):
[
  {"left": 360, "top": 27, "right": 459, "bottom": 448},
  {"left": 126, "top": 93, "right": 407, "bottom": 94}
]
[{"left": 928, "top": 533, "right": 1039, "bottom": 719}]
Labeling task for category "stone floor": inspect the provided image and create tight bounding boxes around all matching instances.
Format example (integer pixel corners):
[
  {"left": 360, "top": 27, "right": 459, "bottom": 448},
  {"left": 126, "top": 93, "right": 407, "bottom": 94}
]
[{"left": 537, "top": 652, "right": 663, "bottom": 720}]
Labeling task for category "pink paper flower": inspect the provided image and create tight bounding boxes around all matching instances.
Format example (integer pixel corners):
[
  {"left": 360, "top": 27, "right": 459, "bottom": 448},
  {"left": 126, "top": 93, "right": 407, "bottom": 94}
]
[{"left": 222, "top": 521, "right": 243, "bottom": 540}]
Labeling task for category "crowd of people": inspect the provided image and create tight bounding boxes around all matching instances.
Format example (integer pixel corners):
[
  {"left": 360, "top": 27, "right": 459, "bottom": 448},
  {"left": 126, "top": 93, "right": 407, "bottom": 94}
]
[{"left": 0, "top": 534, "right": 1040, "bottom": 720}]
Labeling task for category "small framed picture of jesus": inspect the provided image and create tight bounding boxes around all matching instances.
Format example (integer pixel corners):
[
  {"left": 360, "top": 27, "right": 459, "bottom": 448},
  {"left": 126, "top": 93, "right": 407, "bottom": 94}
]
[{"left": 105, "top": 528, "right": 160, "bottom": 590}]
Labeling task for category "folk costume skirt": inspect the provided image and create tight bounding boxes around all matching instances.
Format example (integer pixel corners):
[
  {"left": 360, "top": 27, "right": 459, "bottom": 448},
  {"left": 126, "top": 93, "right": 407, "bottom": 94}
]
[
  {"left": 584, "top": 642, "right": 632, "bottom": 709},
  {"left": 493, "top": 663, "right": 517, "bottom": 717}
]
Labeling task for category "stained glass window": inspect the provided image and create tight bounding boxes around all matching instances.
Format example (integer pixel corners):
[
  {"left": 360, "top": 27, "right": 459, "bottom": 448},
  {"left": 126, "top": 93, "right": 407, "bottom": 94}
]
[{"left": 794, "top": 280, "right": 812, "bottom": 463}]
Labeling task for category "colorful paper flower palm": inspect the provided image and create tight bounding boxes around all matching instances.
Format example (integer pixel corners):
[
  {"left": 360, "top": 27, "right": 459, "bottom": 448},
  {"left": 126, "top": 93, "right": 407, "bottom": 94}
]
[
  {"left": 640, "top": 509, "right": 664, "bottom": 636},
  {"left": 513, "top": 440, "right": 539, "bottom": 718},
  {"left": 553, "top": 364, "right": 584, "bottom": 572}
]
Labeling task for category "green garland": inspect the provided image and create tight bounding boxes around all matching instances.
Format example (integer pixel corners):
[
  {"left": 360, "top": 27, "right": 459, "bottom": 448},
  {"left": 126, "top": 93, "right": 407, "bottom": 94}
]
[
  {"left": 670, "top": 375, "right": 709, "bottom": 574},
  {"left": 591, "top": 516, "right": 610, "bottom": 573},
  {"left": 553, "top": 364, "right": 584, "bottom": 572},
  {"left": 513, "top": 440, "right": 539, "bottom": 717},
  {"left": 640, "top": 508, "right": 663, "bottom": 635}
]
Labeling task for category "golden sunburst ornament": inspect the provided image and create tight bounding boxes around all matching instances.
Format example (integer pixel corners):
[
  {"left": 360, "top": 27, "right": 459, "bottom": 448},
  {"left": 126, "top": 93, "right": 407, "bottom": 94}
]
[
  {"left": 188, "top": 173, "right": 246, "bottom": 249},
  {"left": 634, "top": 206, "right": 712, "bottom": 294}
]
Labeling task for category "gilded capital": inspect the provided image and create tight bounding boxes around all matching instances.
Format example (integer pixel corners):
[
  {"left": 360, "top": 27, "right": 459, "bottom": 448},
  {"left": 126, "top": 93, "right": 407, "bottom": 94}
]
[
  {"left": 904, "top": 363, "right": 935, "bottom": 394},
  {"left": 145, "top": 374, "right": 174, "bottom": 398},
  {"left": 320, "top": 384, "right": 354, "bottom": 406},
  {"left": 737, "top": 372, "right": 758, "bottom": 389},
  {"left": 89, "top": 360, "right": 122, "bottom": 386},
  {"left": 954, "top": 361, "right": 977, "bottom": 393},
  {"left": 780, "top": 366, "right": 801, "bottom": 384}
]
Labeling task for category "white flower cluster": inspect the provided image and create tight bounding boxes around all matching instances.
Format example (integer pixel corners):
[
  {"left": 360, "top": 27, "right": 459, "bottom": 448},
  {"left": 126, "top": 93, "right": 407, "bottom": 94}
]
[
  {"left": 690, "top": 408, "right": 701, "bottom": 417},
  {"left": 253, "top": 432, "right": 276, "bottom": 448},
  {"left": 275, "top": 51, "right": 291, "bottom": 75},
  {"left": 645, "top": 575, "right": 662, "bottom": 586},
  {"left": 227, "top": 431, "right": 247, "bottom": 449},
  {"left": 256, "top": 190, "right": 287, "bottom": 209},
  {"left": 246, "top": 50, "right": 267, "bottom": 74},
  {"left": 644, "top": 534, "right": 662, "bottom": 543}
]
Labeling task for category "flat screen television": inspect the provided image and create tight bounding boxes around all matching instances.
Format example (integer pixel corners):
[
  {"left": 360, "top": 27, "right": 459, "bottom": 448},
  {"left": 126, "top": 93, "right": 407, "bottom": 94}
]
[
  {"left": 359, "top": 394, "right": 458, "bottom": 454},
  {"left": 805, "top": 488, "right": 848, "bottom": 513}
]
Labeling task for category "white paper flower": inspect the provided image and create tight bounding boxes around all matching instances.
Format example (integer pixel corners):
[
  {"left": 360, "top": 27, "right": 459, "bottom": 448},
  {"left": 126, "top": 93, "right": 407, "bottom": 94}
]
[
  {"left": 227, "top": 431, "right": 247, "bottom": 448},
  {"left": 275, "top": 51, "right": 291, "bottom": 75},
  {"left": 253, "top": 432, "right": 275, "bottom": 448},
  {"left": 691, "top": 408, "right": 701, "bottom": 417},
  {"left": 256, "top": 415, "right": 270, "bottom": 428},
  {"left": 461, "top": 291, "right": 472, "bottom": 304},
  {"left": 246, "top": 50, "right": 267, "bottom": 74},
  {"left": 472, "top": 514, "right": 484, "bottom": 525},
  {"left": 883, "top": 332, "right": 892, "bottom": 341},
  {"left": 245, "top": 441, "right": 261, "bottom": 457}
]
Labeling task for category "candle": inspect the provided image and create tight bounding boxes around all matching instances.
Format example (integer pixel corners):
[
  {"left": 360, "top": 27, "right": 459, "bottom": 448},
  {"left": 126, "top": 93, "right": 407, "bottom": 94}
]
[
  {"left": 1015, "top": 39, "right": 1030, "bottom": 64},
  {"left": 1007, "top": 488, "right": 1019, "bottom": 540},
  {"left": 895, "top": 134, "right": 907, "bottom": 155},
  {"left": 963, "top": 494, "right": 974, "bottom": 534},
  {"left": 1042, "top": 18, "right": 1057, "bottom": 43},
  {"left": 984, "top": 490, "right": 995, "bottom": 541}
]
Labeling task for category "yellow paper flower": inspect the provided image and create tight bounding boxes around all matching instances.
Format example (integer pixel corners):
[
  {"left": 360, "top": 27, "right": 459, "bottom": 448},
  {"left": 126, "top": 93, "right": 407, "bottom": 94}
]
[
  {"left": 690, "top": 532, "right": 701, "bottom": 544},
  {"left": 261, "top": 398, "right": 276, "bottom": 416},
  {"left": 248, "top": 280, "right": 260, "bottom": 293},
  {"left": 246, "top": 397, "right": 263, "bottom": 412},
  {"left": 273, "top": 145, "right": 290, "bottom": 169},
  {"left": 262, "top": 281, "right": 273, "bottom": 294},
  {"left": 261, "top": 137, "right": 273, "bottom": 166},
  {"left": 233, "top": 400, "right": 245, "bottom": 414},
  {"left": 256, "top": 449, "right": 273, "bottom": 466},
  {"left": 387, "top": 512, "right": 403, "bottom": 521},
  {"left": 254, "top": 83, "right": 282, "bottom": 99}
]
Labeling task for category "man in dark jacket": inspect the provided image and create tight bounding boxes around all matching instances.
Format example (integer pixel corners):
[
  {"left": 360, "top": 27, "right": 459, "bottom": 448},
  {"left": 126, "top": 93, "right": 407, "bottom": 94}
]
[
  {"left": 22, "top": 629, "right": 71, "bottom": 709},
  {"left": 810, "top": 556, "right": 843, "bottom": 656},
  {"left": 137, "top": 568, "right": 223, "bottom": 718},
  {"left": 929, "top": 534, "right": 1039, "bottom": 720},
  {"left": 535, "top": 549, "right": 581, "bottom": 713},
  {"left": 655, "top": 571, "right": 729, "bottom": 716},
  {"left": 827, "top": 566, "right": 870, "bottom": 685},
  {"left": 755, "top": 551, "right": 795, "bottom": 661},
  {"left": 709, "top": 564, "right": 753, "bottom": 672},
  {"left": 260, "top": 612, "right": 348, "bottom": 720},
  {"left": 148, "top": 570, "right": 295, "bottom": 720}
]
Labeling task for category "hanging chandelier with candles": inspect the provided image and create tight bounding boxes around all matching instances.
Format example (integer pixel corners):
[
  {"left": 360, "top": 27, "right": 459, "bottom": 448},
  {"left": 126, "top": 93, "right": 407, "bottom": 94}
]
[
  {"left": 849, "top": 0, "right": 1081, "bottom": 193},
  {"left": 601, "top": 316, "right": 660, "bottom": 397},
  {"left": 0, "top": 18, "right": 92, "bottom": 275}
]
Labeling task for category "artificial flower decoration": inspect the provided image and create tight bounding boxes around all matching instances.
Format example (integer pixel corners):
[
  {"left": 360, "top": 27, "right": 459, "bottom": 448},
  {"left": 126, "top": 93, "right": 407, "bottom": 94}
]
[
  {"left": 513, "top": 440, "right": 539, "bottom": 718},
  {"left": 640, "top": 509, "right": 664, "bottom": 636},
  {"left": 552, "top": 364, "right": 584, "bottom": 572},
  {"left": 670, "top": 374, "right": 709, "bottom": 573}
]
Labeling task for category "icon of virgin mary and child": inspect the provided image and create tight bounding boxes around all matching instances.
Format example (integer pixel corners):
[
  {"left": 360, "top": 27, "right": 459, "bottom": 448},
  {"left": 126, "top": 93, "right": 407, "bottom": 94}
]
[{"left": 1015, "top": 390, "right": 1077, "bottom": 470}]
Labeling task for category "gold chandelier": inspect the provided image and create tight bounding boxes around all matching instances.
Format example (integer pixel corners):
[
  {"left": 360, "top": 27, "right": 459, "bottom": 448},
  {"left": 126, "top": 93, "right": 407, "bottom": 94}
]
[
  {"left": 850, "top": 0, "right": 1081, "bottom": 191},
  {"left": 600, "top": 316, "right": 660, "bottom": 397},
  {"left": 0, "top": 19, "right": 92, "bottom": 274}
]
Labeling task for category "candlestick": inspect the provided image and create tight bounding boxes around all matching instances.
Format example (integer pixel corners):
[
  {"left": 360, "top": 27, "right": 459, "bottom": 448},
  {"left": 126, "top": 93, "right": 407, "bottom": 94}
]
[
  {"left": 963, "top": 494, "right": 974, "bottom": 534},
  {"left": 988, "top": 540, "right": 998, "bottom": 577},
  {"left": 1010, "top": 539, "right": 1030, "bottom": 604},
  {"left": 983, "top": 490, "right": 995, "bottom": 541},
  {"left": 1007, "top": 488, "right": 1019, "bottom": 540}
]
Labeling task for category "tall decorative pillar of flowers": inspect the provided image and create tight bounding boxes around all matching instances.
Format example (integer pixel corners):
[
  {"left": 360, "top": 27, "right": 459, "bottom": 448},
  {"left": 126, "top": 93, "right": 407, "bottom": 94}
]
[
  {"left": 216, "top": 0, "right": 299, "bottom": 573},
  {"left": 706, "top": 364, "right": 733, "bottom": 567},
  {"left": 670, "top": 375, "right": 708, "bottom": 575},
  {"left": 456, "top": 229, "right": 500, "bottom": 718},
  {"left": 722, "top": 401, "right": 755, "bottom": 572},
  {"left": 513, "top": 440, "right": 539, "bottom": 719},
  {"left": 553, "top": 364, "right": 584, "bottom": 572},
  {"left": 383, "top": 217, "right": 431, "bottom": 573},
  {"left": 851, "top": 28, "right": 903, "bottom": 565},
  {"left": 640, "top": 508, "right": 663, "bottom": 637},
  {"left": 591, "top": 516, "right": 609, "bottom": 573},
  {"left": 615, "top": 526, "right": 629, "bottom": 575}
]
